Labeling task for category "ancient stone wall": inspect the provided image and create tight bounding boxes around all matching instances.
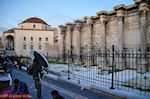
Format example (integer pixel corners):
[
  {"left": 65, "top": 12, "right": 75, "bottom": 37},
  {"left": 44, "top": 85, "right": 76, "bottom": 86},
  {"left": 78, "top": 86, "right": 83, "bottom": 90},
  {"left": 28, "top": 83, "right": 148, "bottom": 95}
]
[{"left": 58, "top": 0, "right": 150, "bottom": 65}]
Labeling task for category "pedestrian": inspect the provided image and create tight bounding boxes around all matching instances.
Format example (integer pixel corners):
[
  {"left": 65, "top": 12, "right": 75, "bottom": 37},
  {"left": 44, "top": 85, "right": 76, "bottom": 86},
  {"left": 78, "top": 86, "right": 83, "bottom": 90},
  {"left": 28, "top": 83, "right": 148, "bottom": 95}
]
[
  {"left": 12, "top": 79, "right": 29, "bottom": 94},
  {"left": 19, "top": 58, "right": 23, "bottom": 70},
  {"left": 7, "top": 60, "right": 14, "bottom": 77},
  {"left": 3, "top": 57, "right": 8, "bottom": 73},
  {"left": 28, "top": 58, "right": 42, "bottom": 99},
  {"left": 51, "top": 90, "right": 64, "bottom": 99}
]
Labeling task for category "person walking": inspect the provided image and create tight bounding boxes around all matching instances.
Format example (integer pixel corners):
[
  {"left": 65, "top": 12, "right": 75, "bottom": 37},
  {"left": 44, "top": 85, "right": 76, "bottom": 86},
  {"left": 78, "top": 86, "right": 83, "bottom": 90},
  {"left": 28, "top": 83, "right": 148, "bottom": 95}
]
[
  {"left": 28, "top": 59, "right": 42, "bottom": 99},
  {"left": 7, "top": 60, "right": 14, "bottom": 78},
  {"left": 51, "top": 90, "right": 64, "bottom": 99}
]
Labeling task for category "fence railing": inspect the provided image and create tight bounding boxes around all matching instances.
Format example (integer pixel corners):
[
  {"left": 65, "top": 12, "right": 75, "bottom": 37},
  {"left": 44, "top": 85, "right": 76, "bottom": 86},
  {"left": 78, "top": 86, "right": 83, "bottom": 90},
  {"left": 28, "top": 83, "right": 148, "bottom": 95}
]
[
  {"left": 48, "top": 51, "right": 150, "bottom": 95},
  {"left": 8, "top": 51, "right": 150, "bottom": 94}
]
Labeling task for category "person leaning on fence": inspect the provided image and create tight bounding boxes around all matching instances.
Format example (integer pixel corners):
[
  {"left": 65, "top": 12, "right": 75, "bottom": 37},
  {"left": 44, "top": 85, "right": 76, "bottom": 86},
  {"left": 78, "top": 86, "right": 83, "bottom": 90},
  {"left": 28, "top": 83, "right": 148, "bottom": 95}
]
[
  {"left": 28, "top": 58, "right": 42, "bottom": 99},
  {"left": 51, "top": 90, "right": 64, "bottom": 99}
]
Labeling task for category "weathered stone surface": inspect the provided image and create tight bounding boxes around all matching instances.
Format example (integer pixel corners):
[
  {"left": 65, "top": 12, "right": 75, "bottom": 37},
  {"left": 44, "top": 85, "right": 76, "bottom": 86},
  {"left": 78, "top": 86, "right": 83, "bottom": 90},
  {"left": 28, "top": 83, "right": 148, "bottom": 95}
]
[{"left": 56, "top": 0, "right": 150, "bottom": 69}]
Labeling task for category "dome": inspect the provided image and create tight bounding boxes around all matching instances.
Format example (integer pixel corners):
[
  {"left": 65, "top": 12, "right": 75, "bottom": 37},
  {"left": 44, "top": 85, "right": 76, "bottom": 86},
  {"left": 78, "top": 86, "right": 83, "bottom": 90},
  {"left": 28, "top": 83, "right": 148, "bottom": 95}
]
[{"left": 22, "top": 17, "right": 48, "bottom": 25}]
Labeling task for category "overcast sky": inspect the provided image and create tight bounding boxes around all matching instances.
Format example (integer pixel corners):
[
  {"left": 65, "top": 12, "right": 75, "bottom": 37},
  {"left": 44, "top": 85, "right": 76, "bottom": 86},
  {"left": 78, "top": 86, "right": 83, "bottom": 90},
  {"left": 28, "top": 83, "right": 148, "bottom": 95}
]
[{"left": 0, "top": 0, "right": 134, "bottom": 35}]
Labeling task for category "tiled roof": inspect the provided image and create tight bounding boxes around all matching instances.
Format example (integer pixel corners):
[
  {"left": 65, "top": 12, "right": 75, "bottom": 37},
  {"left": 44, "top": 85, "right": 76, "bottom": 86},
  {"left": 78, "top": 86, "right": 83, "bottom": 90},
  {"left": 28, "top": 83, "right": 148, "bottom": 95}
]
[
  {"left": 22, "top": 17, "right": 48, "bottom": 25},
  {"left": 3, "top": 29, "right": 15, "bottom": 33}
]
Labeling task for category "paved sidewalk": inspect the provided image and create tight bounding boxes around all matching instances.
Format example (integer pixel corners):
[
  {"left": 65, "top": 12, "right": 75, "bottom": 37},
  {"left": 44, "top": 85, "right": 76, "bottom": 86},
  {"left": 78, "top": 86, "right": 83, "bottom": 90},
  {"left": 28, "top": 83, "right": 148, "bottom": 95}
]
[{"left": 10, "top": 69, "right": 116, "bottom": 99}]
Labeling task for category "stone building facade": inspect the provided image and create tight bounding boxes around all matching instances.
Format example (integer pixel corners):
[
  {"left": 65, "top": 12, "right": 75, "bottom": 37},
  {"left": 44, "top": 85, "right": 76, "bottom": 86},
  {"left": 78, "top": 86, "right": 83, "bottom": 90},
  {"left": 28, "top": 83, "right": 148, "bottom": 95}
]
[
  {"left": 2, "top": 17, "right": 58, "bottom": 57},
  {"left": 58, "top": 0, "right": 150, "bottom": 64}
]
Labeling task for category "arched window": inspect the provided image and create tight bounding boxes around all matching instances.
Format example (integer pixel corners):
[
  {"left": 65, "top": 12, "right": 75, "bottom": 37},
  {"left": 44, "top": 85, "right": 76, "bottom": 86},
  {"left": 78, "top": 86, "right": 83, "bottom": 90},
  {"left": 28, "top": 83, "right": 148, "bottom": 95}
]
[
  {"left": 46, "top": 37, "right": 48, "bottom": 41},
  {"left": 38, "top": 45, "right": 42, "bottom": 50},
  {"left": 54, "top": 36, "right": 58, "bottom": 42},
  {"left": 31, "top": 37, "right": 33, "bottom": 41},
  {"left": 23, "top": 44, "right": 26, "bottom": 50},
  {"left": 33, "top": 25, "right": 36, "bottom": 28},
  {"left": 39, "top": 37, "right": 42, "bottom": 41},
  {"left": 23, "top": 37, "right": 26, "bottom": 41}
]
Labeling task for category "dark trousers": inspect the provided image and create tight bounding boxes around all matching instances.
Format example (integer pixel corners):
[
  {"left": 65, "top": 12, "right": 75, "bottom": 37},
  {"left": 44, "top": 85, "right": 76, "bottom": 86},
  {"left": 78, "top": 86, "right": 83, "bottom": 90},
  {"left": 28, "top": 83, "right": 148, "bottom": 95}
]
[{"left": 34, "top": 79, "right": 41, "bottom": 97}]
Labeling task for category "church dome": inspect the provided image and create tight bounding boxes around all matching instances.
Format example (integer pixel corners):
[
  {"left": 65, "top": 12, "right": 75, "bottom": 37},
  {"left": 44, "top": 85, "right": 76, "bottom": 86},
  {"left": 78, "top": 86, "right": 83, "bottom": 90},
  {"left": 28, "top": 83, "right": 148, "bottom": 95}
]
[{"left": 22, "top": 17, "right": 48, "bottom": 25}]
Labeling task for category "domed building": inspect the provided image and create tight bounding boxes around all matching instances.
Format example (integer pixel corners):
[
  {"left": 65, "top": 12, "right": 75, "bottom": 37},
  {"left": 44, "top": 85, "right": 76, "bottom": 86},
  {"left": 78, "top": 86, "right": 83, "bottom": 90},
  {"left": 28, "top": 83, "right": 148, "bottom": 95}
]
[{"left": 2, "top": 17, "right": 58, "bottom": 57}]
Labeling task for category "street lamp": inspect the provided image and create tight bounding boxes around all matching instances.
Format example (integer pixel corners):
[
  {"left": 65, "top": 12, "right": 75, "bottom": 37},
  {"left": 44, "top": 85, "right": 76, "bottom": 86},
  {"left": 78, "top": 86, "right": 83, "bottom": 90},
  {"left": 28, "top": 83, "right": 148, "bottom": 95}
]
[{"left": 67, "top": 50, "right": 70, "bottom": 80}]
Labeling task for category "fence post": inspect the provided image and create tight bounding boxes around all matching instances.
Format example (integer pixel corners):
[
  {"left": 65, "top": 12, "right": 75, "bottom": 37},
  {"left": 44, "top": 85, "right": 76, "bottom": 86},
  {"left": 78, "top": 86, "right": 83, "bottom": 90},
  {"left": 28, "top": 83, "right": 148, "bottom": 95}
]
[
  {"left": 67, "top": 50, "right": 70, "bottom": 80},
  {"left": 110, "top": 45, "right": 115, "bottom": 89}
]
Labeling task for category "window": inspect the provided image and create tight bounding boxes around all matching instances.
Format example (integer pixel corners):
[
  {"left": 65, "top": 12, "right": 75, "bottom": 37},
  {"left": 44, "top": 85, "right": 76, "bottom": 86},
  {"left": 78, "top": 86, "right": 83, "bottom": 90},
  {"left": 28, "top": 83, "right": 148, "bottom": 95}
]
[
  {"left": 33, "top": 25, "right": 36, "bottom": 28},
  {"left": 46, "top": 37, "right": 48, "bottom": 41},
  {"left": 39, "top": 37, "right": 42, "bottom": 41},
  {"left": 23, "top": 44, "right": 26, "bottom": 50},
  {"left": 23, "top": 37, "right": 26, "bottom": 41},
  {"left": 38, "top": 45, "right": 42, "bottom": 50},
  {"left": 22, "top": 25, "right": 23, "bottom": 29},
  {"left": 54, "top": 36, "right": 58, "bottom": 42},
  {"left": 31, "top": 37, "right": 33, "bottom": 41},
  {"left": 30, "top": 45, "right": 33, "bottom": 49}
]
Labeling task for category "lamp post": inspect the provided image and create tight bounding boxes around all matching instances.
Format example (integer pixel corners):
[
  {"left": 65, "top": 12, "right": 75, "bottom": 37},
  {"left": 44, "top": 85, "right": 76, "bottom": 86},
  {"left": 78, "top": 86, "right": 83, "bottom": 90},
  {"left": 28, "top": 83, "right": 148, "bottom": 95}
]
[{"left": 67, "top": 50, "right": 70, "bottom": 80}]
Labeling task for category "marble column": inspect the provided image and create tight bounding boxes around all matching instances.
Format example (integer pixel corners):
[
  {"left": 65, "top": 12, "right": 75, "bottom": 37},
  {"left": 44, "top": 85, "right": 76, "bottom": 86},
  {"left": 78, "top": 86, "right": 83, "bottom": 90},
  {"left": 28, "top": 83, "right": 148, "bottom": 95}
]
[
  {"left": 74, "top": 19, "right": 82, "bottom": 64},
  {"left": 97, "top": 11, "right": 108, "bottom": 66},
  {"left": 97, "top": 11, "right": 108, "bottom": 53},
  {"left": 138, "top": 2, "right": 149, "bottom": 53},
  {"left": 66, "top": 23, "right": 74, "bottom": 56},
  {"left": 66, "top": 23, "right": 74, "bottom": 63},
  {"left": 116, "top": 10, "right": 125, "bottom": 53},
  {"left": 115, "top": 6, "right": 126, "bottom": 70},
  {"left": 58, "top": 25, "right": 67, "bottom": 62},
  {"left": 85, "top": 16, "right": 93, "bottom": 66},
  {"left": 135, "top": 0, "right": 150, "bottom": 73}
]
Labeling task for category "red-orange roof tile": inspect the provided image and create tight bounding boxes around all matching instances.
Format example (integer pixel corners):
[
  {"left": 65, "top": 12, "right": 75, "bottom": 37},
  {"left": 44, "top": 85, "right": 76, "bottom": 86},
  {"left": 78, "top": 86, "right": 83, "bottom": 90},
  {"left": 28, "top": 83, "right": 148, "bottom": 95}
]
[{"left": 22, "top": 17, "right": 48, "bottom": 25}]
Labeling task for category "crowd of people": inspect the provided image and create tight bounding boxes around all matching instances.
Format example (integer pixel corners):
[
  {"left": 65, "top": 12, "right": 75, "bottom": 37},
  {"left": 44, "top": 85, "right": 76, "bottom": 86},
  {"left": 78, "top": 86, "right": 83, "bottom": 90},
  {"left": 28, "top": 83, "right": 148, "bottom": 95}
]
[
  {"left": 0, "top": 56, "right": 64, "bottom": 99},
  {"left": 0, "top": 56, "right": 23, "bottom": 76}
]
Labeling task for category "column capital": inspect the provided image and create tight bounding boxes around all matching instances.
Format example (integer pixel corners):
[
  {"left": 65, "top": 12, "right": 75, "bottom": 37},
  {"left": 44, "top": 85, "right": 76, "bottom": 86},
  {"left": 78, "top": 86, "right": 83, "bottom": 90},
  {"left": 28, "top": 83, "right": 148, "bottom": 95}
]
[
  {"left": 83, "top": 16, "right": 93, "bottom": 25},
  {"left": 96, "top": 11, "right": 108, "bottom": 23},
  {"left": 138, "top": 2, "right": 150, "bottom": 17},
  {"left": 116, "top": 10, "right": 126, "bottom": 21},
  {"left": 74, "top": 19, "right": 82, "bottom": 30},
  {"left": 114, "top": 5, "right": 126, "bottom": 20},
  {"left": 58, "top": 25, "right": 67, "bottom": 33},
  {"left": 66, "top": 22, "right": 74, "bottom": 30},
  {"left": 134, "top": 0, "right": 150, "bottom": 13},
  {"left": 134, "top": 0, "right": 150, "bottom": 5}
]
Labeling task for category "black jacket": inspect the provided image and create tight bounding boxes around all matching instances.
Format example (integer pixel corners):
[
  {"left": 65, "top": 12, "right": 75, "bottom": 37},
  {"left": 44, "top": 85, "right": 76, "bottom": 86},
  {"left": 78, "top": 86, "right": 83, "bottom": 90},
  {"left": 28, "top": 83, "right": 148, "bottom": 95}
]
[{"left": 32, "top": 63, "right": 42, "bottom": 80}]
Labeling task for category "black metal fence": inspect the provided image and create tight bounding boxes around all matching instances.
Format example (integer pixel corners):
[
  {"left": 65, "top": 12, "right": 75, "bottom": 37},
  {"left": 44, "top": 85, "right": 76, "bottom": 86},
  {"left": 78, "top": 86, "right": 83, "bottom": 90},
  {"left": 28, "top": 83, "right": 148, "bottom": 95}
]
[
  {"left": 7, "top": 49, "right": 150, "bottom": 94},
  {"left": 48, "top": 49, "right": 150, "bottom": 95}
]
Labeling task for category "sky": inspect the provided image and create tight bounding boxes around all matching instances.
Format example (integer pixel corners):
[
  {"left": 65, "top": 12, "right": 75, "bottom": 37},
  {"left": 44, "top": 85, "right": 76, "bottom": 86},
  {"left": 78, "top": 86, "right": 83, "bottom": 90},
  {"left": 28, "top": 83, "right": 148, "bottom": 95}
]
[{"left": 0, "top": 0, "right": 134, "bottom": 35}]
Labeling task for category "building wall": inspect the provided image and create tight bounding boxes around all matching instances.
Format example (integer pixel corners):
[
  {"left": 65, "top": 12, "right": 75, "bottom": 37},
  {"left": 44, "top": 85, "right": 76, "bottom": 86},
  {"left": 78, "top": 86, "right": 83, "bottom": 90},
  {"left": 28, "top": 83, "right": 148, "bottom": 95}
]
[
  {"left": 14, "top": 29, "right": 55, "bottom": 56},
  {"left": 58, "top": 0, "right": 150, "bottom": 63},
  {"left": 18, "top": 23, "right": 51, "bottom": 30}
]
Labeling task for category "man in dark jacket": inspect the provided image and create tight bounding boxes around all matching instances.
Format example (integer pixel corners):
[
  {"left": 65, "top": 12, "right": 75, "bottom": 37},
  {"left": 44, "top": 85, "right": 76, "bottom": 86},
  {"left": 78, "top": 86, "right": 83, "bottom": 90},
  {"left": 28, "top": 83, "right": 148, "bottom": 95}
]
[
  {"left": 28, "top": 58, "right": 42, "bottom": 98},
  {"left": 51, "top": 90, "right": 64, "bottom": 99},
  {"left": 12, "top": 79, "right": 29, "bottom": 94}
]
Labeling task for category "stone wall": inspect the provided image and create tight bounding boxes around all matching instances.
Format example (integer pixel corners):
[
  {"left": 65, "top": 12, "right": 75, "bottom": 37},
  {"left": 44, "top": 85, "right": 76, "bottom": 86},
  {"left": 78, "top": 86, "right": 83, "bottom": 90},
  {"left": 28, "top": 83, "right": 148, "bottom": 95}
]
[{"left": 58, "top": 0, "right": 150, "bottom": 66}]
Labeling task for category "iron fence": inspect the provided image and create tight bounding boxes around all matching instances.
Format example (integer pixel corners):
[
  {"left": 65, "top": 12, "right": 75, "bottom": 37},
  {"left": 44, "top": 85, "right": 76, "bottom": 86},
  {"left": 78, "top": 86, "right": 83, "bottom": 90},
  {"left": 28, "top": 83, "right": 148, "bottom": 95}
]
[{"left": 48, "top": 50, "right": 150, "bottom": 95}]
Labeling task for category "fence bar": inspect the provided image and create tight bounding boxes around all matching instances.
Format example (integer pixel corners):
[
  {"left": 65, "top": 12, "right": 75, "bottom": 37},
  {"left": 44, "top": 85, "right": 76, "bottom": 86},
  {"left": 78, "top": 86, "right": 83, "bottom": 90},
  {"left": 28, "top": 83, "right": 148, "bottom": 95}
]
[{"left": 110, "top": 45, "right": 115, "bottom": 89}]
